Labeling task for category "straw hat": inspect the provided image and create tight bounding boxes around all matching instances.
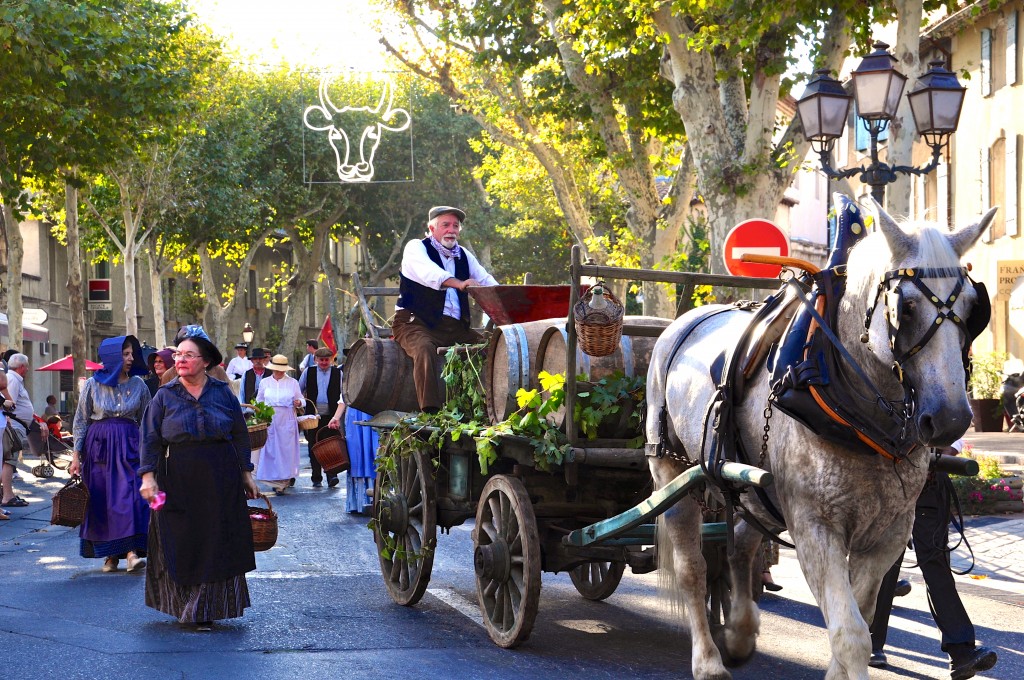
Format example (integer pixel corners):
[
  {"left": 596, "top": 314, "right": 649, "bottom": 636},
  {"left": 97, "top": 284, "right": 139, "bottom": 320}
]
[{"left": 267, "top": 354, "right": 295, "bottom": 372}]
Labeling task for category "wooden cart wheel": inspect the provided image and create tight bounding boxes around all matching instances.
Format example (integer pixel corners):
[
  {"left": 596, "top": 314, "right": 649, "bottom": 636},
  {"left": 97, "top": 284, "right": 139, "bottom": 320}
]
[
  {"left": 473, "top": 474, "right": 542, "bottom": 648},
  {"left": 373, "top": 447, "right": 437, "bottom": 606},
  {"left": 568, "top": 560, "right": 626, "bottom": 601}
]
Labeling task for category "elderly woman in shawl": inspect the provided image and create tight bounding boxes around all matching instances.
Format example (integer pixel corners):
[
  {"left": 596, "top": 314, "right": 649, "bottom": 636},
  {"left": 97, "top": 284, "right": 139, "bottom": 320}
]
[{"left": 70, "top": 335, "right": 152, "bottom": 573}]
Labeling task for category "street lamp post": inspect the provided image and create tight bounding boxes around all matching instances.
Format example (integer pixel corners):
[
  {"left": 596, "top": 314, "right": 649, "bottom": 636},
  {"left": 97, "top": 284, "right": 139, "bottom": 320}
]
[
  {"left": 241, "top": 322, "right": 254, "bottom": 345},
  {"left": 796, "top": 42, "right": 967, "bottom": 203}
]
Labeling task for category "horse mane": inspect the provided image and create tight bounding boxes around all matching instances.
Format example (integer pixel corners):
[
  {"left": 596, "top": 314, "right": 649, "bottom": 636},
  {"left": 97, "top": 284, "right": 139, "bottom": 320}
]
[{"left": 845, "top": 218, "right": 962, "bottom": 303}]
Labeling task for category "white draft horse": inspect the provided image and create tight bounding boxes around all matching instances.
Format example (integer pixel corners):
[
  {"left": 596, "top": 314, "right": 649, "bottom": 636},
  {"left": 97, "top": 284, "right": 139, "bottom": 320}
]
[{"left": 646, "top": 201, "right": 996, "bottom": 680}]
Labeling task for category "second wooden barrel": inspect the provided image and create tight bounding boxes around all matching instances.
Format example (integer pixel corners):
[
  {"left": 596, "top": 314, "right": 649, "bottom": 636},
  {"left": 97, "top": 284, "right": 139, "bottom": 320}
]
[
  {"left": 484, "top": 318, "right": 565, "bottom": 423},
  {"left": 536, "top": 316, "right": 672, "bottom": 431},
  {"left": 343, "top": 337, "right": 439, "bottom": 415}
]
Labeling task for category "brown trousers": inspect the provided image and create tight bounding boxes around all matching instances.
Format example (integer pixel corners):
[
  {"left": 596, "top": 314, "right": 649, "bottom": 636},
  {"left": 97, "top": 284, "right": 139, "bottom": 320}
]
[{"left": 391, "top": 309, "right": 482, "bottom": 410}]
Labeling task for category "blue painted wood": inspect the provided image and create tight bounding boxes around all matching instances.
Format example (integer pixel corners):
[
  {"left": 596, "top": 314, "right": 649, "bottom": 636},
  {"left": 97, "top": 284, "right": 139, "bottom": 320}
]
[
  {"left": 594, "top": 522, "right": 728, "bottom": 546},
  {"left": 562, "top": 463, "right": 773, "bottom": 547}
]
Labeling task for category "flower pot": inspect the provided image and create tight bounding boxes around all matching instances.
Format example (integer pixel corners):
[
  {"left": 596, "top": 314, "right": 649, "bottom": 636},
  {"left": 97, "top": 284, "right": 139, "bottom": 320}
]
[{"left": 970, "top": 398, "right": 1003, "bottom": 432}]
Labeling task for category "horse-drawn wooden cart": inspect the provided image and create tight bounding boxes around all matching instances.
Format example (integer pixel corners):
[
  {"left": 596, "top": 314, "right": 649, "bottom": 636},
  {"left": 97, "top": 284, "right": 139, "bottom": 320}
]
[
  {"left": 346, "top": 247, "right": 781, "bottom": 648},
  {"left": 347, "top": 198, "right": 992, "bottom": 680}
]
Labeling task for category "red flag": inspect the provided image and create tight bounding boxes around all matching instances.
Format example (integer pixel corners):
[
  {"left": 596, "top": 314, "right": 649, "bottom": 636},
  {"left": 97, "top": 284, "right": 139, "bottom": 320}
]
[{"left": 319, "top": 315, "right": 337, "bottom": 355}]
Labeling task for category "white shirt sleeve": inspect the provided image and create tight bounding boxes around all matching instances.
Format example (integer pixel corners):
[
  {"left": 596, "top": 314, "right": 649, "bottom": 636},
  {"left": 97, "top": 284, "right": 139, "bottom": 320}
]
[
  {"left": 400, "top": 239, "right": 452, "bottom": 290},
  {"left": 463, "top": 249, "right": 499, "bottom": 287}
]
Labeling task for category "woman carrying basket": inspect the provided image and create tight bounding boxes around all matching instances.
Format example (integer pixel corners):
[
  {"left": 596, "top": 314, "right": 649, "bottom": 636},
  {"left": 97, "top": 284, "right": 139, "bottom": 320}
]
[
  {"left": 69, "top": 335, "right": 151, "bottom": 573},
  {"left": 139, "top": 325, "right": 260, "bottom": 631},
  {"left": 254, "top": 355, "right": 304, "bottom": 494}
]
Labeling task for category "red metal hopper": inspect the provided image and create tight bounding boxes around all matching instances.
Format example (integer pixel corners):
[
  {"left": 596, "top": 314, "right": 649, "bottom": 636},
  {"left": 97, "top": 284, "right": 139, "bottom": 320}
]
[{"left": 468, "top": 285, "right": 575, "bottom": 325}]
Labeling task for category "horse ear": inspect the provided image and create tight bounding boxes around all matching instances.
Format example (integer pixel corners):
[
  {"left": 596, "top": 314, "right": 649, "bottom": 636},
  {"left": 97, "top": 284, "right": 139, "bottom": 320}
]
[
  {"left": 948, "top": 207, "right": 998, "bottom": 257},
  {"left": 868, "top": 197, "right": 912, "bottom": 258}
]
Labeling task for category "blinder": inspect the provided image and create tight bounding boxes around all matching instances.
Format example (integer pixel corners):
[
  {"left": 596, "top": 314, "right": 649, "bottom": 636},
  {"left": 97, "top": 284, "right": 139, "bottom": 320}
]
[{"left": 864, "top": 266, "right": 986, "bottom": 384}]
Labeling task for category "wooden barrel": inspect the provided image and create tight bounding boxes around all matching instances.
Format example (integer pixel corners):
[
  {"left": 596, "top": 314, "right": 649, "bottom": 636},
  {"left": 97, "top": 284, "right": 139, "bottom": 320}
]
[
  {"left": 343, "top": 338, "right": 432, "bottom": 415},
  {"left": 536, "top": 316, "right": 672, "bottom": 432},
  {"left": 484, "top": 318, "right": 565, "bottom": 423}
]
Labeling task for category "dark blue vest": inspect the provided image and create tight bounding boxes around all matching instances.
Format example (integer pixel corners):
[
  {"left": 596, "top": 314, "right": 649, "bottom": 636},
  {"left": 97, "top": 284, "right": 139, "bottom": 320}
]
[{"left": 398, "top": 238, "right": 470, "bottom": 328}]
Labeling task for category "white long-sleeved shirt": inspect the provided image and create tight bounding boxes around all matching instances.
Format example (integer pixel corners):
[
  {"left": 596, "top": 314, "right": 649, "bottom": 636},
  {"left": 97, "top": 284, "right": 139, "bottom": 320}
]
[{"left": 396, "top": 239, "right": 498, "bottom": 320}]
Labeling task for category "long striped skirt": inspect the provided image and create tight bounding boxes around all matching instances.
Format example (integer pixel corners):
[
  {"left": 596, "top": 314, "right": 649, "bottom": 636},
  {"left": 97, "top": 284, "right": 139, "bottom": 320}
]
[{"left": 145, "top": 509, "right": 251, "bottom": 623}]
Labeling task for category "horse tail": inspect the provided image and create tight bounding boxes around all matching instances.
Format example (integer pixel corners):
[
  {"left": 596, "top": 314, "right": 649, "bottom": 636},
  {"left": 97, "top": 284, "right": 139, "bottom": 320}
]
[{"left": 656, "top": 514, "right": 685, "bottom": 620}]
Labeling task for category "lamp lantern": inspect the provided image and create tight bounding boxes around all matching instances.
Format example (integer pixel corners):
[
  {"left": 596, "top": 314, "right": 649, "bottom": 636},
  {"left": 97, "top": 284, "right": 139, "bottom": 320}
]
[
  {"left": 241, "top": 322, "right": 255, "bottom": 345},
  {"left": 908, "top": 60, "right": 967, "bottom": 147},
  {"left": 795, "top": 69, "right": 853, "bottom": 153},
  {"left": 850, "top": 41, "right": 907, "bottom": 121}
]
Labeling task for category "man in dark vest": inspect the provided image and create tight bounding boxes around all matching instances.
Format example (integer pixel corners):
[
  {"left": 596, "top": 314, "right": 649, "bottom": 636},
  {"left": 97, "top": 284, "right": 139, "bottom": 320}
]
[
  {"left": 241, "top": 348, "right": 270, "bottom": 404},
  {"left": 298, "top": 347, "right": 342, "bottom": 487},
  {"left": 393, "top": 205, "right": 498, "bottom": 412}
]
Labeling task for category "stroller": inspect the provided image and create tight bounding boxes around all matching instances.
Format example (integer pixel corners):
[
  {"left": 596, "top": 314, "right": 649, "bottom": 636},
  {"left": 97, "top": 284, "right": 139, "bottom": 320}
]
[
  {"left": 1009, "top": 386, "right": 1024, "bottom": 433},
  {"left": 27, "top": 414, "right": 74, "bottom": 478}
]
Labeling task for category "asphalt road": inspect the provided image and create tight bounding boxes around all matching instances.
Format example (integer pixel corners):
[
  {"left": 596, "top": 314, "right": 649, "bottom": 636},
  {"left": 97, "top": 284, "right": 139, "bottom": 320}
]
[{"left": 1, "top": 459, "right": 1020, "bottom": 680}]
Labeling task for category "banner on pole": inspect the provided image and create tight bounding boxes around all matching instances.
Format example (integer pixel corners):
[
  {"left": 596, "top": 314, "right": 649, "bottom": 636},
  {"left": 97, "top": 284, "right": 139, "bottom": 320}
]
[{"left": 319, "top": 315, "right": 337, "bottom": 355}]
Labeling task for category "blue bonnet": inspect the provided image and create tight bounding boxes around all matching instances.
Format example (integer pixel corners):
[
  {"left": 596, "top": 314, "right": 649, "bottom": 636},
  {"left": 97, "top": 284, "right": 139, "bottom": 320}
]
[{"left": 93, "top": 335, "right": 148, "bottom": 387}]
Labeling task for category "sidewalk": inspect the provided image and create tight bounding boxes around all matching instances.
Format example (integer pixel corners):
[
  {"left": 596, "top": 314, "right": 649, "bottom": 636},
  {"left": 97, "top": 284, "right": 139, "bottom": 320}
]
[{"left": 954, "top": 431, "right": 1024, "bottom": 591}]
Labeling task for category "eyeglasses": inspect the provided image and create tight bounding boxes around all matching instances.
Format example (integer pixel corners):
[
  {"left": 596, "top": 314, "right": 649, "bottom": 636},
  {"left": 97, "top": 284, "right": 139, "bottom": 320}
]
[{"left": 172, "top": 352, "right": 202, "bottom": 362}]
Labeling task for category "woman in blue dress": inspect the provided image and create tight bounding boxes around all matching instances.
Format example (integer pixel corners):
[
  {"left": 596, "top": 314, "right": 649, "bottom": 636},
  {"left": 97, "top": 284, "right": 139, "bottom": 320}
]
[
  {"left": 139, "top": 325, "right": 260, "bottom": 630},
  {"left": 70, "top": 335, "right": 152, "bottom": 573},
  {"left": 327, "top": 398, "right": 378, "bottom": 514}
]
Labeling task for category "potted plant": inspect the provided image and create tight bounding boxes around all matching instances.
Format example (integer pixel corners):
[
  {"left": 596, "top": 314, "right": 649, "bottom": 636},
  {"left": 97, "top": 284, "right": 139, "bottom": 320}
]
[
  {"left": 968, "top": 351, "right": 1008, "bottom": 432},
  {"left": 951, "top": 446, "right": 1024, "bottom": 514},
  {"left": 245, "top": 401, "right": 274, "bottom": 450}
]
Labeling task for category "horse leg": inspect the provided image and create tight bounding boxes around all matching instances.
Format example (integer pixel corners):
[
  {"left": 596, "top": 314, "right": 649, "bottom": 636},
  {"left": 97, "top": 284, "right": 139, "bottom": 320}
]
[
  {"left": 849, "top": 545, "right": 902, "bottom": 638},
  {"left": 659, "top": 499, "right": 732, "bottom": 680},
  {"left": 718, "top": 523, "right": 762, "bottom": 665},
  {"left": 793, "top": 529, "right": 870, "bottom": 680}
]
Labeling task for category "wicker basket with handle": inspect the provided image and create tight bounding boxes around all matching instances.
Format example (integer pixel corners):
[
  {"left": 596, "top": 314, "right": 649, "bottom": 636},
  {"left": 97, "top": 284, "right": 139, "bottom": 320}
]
[
  {"left": 311, "top": 427, "right": 350, "bottom": 475},
  {"left": 296, "top": 399, "right": 321, "bottom": 431},
  {"left": 248, "top": 494, "right": 278, "bottom": 552},
  {"left": 241, "top": 404, "right": 270, "bottom": 450},
  {"left": 573, "top": 284, "right": 624, "bottom": 357},
  {"left": 51, "top": 475, "right": 90, "bottom": 527},
  {"left": 247, "top": 423, "right": 269, "bottom": 450}
]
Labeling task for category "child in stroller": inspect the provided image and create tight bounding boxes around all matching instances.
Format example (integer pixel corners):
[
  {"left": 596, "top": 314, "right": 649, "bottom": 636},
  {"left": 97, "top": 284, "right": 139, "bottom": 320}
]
[{"left": 28, "top": 414, "right": 73, "bottom": 478}]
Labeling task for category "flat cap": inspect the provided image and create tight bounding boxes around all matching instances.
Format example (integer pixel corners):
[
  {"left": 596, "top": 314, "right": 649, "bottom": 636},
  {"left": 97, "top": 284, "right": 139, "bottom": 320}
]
[{"left": 428, "top": 206, "right": 466, "bottom": 222}]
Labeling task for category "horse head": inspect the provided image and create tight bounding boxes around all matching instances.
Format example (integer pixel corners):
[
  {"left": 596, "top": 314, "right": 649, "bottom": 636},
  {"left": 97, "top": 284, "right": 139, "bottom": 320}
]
[{"left": 845, "top": 201, "right": 997, "bottom": 447}]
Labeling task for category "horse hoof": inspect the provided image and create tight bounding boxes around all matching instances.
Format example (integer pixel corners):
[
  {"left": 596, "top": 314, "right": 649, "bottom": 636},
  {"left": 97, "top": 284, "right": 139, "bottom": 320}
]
[{"left": 712, "top": 626, "right": 757, "bottom": 668}]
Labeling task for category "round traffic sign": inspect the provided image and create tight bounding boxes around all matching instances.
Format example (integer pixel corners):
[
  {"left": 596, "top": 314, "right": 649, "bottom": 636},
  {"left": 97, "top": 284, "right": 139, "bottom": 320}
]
[{"left": 722, "top": 219, "right": 789, "bottom": 278}]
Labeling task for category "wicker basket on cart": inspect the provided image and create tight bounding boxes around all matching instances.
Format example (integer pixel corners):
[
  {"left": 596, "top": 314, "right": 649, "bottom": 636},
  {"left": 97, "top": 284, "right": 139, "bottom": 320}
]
[
  {"left": 248, "top": 494, "right": 278, "bottom": 552},
  {"left": 296, "top": 399, "right": 320, "bottom": 431},
  {"left": 311, "top": 428, "right": 350, "bottom": 475},
  {"left": 573, "top": 283, "right": 624, "bottom": 357}
]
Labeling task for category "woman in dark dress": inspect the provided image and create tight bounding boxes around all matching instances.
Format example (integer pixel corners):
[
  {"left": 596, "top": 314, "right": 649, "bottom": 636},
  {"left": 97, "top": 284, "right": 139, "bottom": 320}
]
[
  {"left": 144, "top": 348, "right": 173, "bottom": 397},
  {"left": 139, "top": 325, "right": 260, "bottom": 630},
  {"left": 70, "top": 335, "right": 152, "bottom": 572}
]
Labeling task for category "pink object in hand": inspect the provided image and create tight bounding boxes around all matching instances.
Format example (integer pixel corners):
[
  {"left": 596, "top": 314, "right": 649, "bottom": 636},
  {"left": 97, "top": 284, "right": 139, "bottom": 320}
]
[{"left": 149, "top": 491, "right": 166, "bottom": 511}]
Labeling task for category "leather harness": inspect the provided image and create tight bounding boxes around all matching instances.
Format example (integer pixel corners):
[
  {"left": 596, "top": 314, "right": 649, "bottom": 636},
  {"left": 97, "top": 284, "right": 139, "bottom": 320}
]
[{"left": 645, "top": 195, "right": 991, "bottom": 541}]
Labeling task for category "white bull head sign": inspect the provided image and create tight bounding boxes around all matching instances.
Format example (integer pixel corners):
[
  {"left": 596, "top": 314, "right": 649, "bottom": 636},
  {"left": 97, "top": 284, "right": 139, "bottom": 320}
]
[{"left": 303, "top": 73, "right": 411, "bottom": 183}]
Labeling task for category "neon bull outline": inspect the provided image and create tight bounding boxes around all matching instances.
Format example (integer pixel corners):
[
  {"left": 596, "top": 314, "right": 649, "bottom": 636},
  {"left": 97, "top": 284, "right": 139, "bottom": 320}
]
[{"left": 303, "top": 75, "right": 411, "bottom": 183}]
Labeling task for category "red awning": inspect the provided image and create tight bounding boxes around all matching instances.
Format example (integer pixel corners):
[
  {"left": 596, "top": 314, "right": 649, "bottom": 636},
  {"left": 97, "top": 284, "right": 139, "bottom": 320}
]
[{"left": 36, "top": 355, "right": 103, "bottom": 372}]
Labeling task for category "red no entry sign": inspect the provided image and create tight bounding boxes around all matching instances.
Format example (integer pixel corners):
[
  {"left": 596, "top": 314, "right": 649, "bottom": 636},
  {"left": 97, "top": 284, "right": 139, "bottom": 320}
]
[{"left": 723, "top": 219, "right": 789, "bottom": 278}]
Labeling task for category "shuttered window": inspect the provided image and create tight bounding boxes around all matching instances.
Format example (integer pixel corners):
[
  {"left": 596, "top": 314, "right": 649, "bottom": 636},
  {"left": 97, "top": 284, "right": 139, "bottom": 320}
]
[
  {"left": 1008, "top": 135, "right": 1020, "bottom": 237},
  {"left": 982, "top": 147, "right": 992, "bottom": 242},
  {"left": 1008, "top": 12, "right": 1019, "bottom": 87},
  {"left": 982, "top": 28, "right": 992, "bottom": 96},
  {"left": 937, "top": 158, "right": 949, "bottom": 227}
]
